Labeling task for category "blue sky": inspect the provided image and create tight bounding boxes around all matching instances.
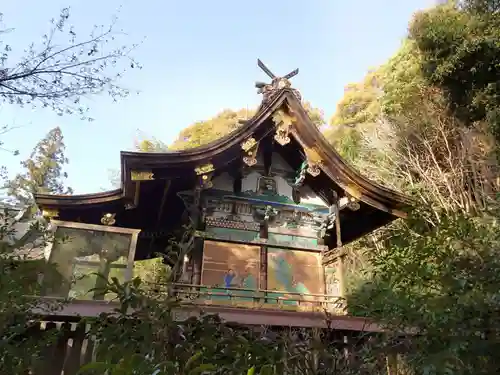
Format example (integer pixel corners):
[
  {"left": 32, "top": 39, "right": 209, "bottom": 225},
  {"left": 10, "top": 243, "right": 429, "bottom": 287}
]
[{"left": 1, "top": 0, "right": 436, "bottom": 194}]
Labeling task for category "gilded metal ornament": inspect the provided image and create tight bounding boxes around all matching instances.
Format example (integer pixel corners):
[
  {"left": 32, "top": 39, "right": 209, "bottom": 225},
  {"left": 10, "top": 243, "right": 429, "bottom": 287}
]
[
  {"left": 199, "top": 173, "right": 213, "bottom": 190},
  {"left": 194, "top": 163, "right": 215, "bottom": 176},
  {"left": 241, "top": 137, "right": 259, "bottom": 167},
  {"left": 241, "top": 137, "right": 257, "bottom": 152},
  {"left": 243, "top": 155, "right": 257, "bottom": 167},
  {"left": 345, "top": 195, "right": 360, "bottom": 211},
  {"left": 347, "top": 200, "right": 361, "bottom": 211},
  {"left": 307, "top": 164, "right": 321, "bottom": 177},
  {"left": 345, "top": 184, "right": 362, "bottom": 200},
  {"left": 272, "top": 110, "right": 295, "bottom": 146},
  {"left": 304, "top": 147, "right": 322, "bottom": 164},
  {"left": 131, "top": 170, "right": 154, "bottom": 181},
  {"left": 101, "top": 212, "right": 116, "bottom": 226},
  {"left": 303, "top": 147, "right": 323, "bottom": 177},
  {"left": 41, "top": 208, "right": 59, "bottom": 219}
]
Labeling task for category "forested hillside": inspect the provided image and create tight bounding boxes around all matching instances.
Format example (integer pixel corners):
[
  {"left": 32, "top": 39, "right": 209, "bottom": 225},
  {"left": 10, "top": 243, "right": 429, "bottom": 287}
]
[
  {"left": 332, "top": 2, "right": 500, "bottom": 373},
  {"left": 2, "top": 1, "right": 499, "bottom": 374}
]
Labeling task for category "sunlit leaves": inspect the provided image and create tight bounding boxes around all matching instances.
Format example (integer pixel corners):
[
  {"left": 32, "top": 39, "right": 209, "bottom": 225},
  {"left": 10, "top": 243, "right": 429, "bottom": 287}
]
[
  {"left": 409, "top": 2, "right": 500, "bottom": 139},
  {"left": 136, "top": 103, "right": 325, "bottom": 153},
  {"left": 169, "top": 108, "right": 255, "bottom": 150},
  {"left": 0, "top": 206, "right": 64, "bottom": 374}
]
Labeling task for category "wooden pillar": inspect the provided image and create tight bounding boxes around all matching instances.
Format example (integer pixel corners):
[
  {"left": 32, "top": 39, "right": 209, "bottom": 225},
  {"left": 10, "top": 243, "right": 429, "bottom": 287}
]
[
  {"left": 260, "top": 245, "right": 268, "bottom": 291},
  {"left": 191, "top": 237, "right": 203, "bottom": 285},
  {"left": 338, "top": 254, "right": 346, "bottom": 298},
  {"left": 386, "top": 353, "right": 398, "bottom": 375},
  {"left": 333, "top": 192, "right": 345, "bottom": 298}
]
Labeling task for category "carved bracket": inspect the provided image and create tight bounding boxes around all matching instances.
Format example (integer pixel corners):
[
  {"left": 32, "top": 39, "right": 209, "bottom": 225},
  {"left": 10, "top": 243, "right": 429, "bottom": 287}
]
[
  {"left": 241, "top": 137, "right": 259, "bottom": 167},
  {"left": 304, "top": 147, "right": 322, "bottom": 177},
  {"left": 345, "top": 195, "right": 360, "bottom": 211},
  {"left": 272, "top": 110, "right": 296, "bottom": 146},
  {"left": 194, "top": 163, "right": 215, "bottom": 190},
  {"left": 101, "top": 212, "right": 116, "bottom": 226},
  {"left": 41, "top": 208, "right": 59, "bottom": 219},
  {"left": 194, "top": 163, "right": 214, "bottom": 176}
]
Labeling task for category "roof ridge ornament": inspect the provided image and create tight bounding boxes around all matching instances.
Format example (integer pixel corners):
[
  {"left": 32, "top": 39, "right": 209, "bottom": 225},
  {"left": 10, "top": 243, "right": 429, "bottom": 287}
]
[{"left": 255, "top": 59, "right": 302, "bottom": 103}]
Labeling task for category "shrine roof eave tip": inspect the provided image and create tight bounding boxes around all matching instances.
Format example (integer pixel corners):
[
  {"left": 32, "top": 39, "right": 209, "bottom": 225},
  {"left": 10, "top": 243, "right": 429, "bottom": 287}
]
[
  {"left": 34, "top": 188, "right": 124, "bottom": 208},
  {"left": 119, "top": 88, "right": 292, "bottom": 162}
]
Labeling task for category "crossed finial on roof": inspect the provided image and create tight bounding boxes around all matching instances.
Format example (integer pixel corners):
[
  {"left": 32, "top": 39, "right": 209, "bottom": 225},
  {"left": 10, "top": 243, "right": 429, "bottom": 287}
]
[
  {"left": 255, "top": 59, "right": 301, "bottom": 102},
  {"left": 257, "top": 59, "right": 299, "bottom": 82}
]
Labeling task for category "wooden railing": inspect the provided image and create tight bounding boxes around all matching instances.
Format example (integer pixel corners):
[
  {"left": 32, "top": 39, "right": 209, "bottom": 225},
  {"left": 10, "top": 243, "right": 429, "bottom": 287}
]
[
  {"left": 148, "top": 283, "right": 346, "bottom": 314},
  {"left": 8, "top": 319, "right": 95, "bottom": 375},
  {"left": 6, "top": 316, "right": 388, "bottom": 375}
]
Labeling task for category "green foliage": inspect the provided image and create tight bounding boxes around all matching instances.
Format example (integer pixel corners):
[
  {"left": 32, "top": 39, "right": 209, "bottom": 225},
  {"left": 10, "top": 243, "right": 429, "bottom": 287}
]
[
  {"left": 80, "top": 276, "right": 380, "bottom": 375},
  {"left": 4, "top": 127, "right": 72, "bottom": 208},
  {"left": 326, "top": 5, "right": 500, "bottom": 374},
  {"left": 349, "top": 203, "right": 500, "bottom": 374},
  {"left": 323, "top": 124, "right": 363, "bottom": 164},
  {"left": 330, "top": 71, "right": 381, "bottom": 127},
  {"left": 409, "top": 2, "right": 500, "bottom": 139},
  {"left": 5, "top": 4, "right": 500, "bottom": 375},
  {"left": 302, "top": 101, "right": 326, "bottom": 128},
  {"left": 0, "top": 206, "right": 65, "bottom": 374},
  {"left": 135, "top": 138, "right": 169, "bottom": 152},
  {"left": 134, "top": 257, "right": 171, "bottom": 285},
  {"left": 379, "top": 39, "right": 426, "bottom": 117}
]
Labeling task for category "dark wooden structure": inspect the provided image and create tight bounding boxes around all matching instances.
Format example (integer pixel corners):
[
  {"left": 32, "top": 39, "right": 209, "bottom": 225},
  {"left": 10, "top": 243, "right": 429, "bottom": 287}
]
[{"left": 34, "top": 60, "right": 411, "bottom": 332}]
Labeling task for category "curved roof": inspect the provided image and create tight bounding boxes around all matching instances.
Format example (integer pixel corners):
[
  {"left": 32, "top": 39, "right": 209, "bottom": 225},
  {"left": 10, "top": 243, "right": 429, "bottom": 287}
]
[
  {"left": 35, "top": 87, "right": 412, "bottom": 218},
  {"left": 35, "top": 188, "right": 123, "bottom": 208}
]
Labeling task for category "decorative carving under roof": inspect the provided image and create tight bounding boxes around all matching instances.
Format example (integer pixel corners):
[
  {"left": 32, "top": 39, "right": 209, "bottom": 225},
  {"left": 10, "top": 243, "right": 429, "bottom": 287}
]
[
  {"left": 101, "top": 212, "right": 116, "bottom": 226},
  {"left": 241, "top": 137, "right": 259, "bottom": 167},
  {"left": 272, "top": 110, "right": 296, "bottom": 146},
  {"left": 131, "top": 170, "right": 154, "bottom": 181},
  {"left": 255, "top": 59, "right": 302, "bottom": 104},
  {"left": 195, "top": 163, "right": 215, "bottom": 176},
  {"left": 42, "top": 208, "right": 59, "bottom": 219}
]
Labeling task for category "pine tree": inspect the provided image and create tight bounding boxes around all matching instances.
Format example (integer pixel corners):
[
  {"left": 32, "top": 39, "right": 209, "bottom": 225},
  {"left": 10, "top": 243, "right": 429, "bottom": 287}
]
[{"left": 5, "top": 127, "right": 73, "bottom": 208}]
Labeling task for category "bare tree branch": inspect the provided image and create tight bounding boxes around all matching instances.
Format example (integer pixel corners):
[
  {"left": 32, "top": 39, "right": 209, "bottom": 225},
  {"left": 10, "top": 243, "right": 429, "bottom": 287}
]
[{"left": 0, "top": 7, "right": 142, "bottom": 121}]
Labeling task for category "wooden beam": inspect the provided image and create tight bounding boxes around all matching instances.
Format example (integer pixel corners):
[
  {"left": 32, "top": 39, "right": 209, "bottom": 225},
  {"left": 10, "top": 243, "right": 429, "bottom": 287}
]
[
  {"left": 156, "top": 180, "right": 172, "bottom": 226},
  {"left": 133, "top": 181, "right": 141, "bottom": 207}
]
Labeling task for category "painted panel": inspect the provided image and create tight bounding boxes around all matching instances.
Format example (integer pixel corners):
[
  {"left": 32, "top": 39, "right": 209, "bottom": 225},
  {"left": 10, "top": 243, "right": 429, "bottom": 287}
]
[
  {"left": 325, "top": 265, "right": 341, "bottom": 296},
  {"left": 46, "top": 227, "right": 131, "bottom": 301},
  {"left": 267, "top": 247, "right": 324, "bottom": 306},
  {"left": 325, "top": 263, "right": 344, "bottom": 312},
  {"left": 201, "top": 241, "right": 260, "bottom": 304}
]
